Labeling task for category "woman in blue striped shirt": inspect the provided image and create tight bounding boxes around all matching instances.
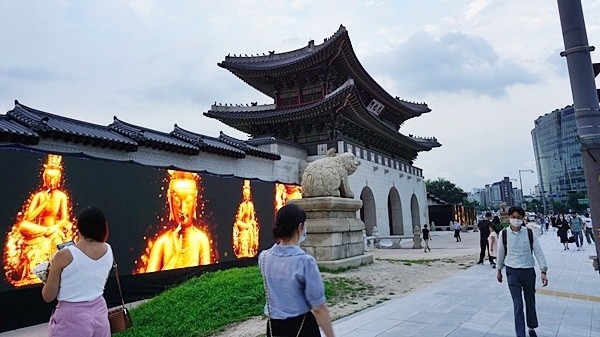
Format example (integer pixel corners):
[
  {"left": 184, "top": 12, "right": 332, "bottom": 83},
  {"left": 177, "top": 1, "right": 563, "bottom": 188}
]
[{"left": 259, "top": 204, "right": 335, "bottom": 337}]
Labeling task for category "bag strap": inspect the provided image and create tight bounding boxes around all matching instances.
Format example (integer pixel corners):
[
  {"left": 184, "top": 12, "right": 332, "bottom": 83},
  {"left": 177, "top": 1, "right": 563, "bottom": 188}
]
[
  {"left": 502, "top": 229, "right": 507, "bottom": 256},
  {"left": 502, "top": 228, "right": 534, "bottom": 257},
  {"left": 260, "top": 251, "right": 305, "bottom": 337},
  {"left": 112, "top": 251, "right": 126, "bottom": 309}
]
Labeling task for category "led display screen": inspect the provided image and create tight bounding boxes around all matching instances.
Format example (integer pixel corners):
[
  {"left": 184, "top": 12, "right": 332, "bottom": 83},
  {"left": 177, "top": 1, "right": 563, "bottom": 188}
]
[{"left": 0, "top": 149, "right": 301, "bottom": 293}]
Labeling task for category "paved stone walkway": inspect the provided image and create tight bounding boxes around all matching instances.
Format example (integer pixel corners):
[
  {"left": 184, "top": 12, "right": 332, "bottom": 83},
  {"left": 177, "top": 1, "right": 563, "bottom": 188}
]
[{"left": 333, "top": 227, "right": 600, "bottom": 337}]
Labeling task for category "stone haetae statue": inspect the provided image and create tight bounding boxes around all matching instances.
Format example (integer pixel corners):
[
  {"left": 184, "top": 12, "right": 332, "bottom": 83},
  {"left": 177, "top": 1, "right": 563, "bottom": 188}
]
[
  {"left": 301, "top": 148, "right": 360, "bottom": 198},
  {"left": 500, "top": 202, "right": 508, "bottom": 213}
]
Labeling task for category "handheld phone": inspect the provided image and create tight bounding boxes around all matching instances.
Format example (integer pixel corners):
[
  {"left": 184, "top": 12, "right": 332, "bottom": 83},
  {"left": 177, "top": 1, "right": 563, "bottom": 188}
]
[{"left": 57, "top": 240, "right": 75, "bottom": 250}]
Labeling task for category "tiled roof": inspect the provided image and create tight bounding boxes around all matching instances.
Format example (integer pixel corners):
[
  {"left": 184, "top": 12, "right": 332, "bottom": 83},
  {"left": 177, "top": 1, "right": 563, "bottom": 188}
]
[
  {"left": 218, "top": 25, "right": 430, "bottom": 122},
  {"left": 204, "top": 79, "right": 355, "bottom": 123},
  {"left": 205, "top": 79, "right": 440, "bottom": 153},
  {"left": 219, "top": 25, "right": 346, "bottom": 72},
  {"left": 247, "top": 135, "right": 304, "bottom": 148},
  {"left": 109, "top": 118, "right": 199, "bottom": 155},
  {"left": 2, "top": 101, "right": 282, "bottom": 161},
  {"left": 218, "top": 132, "right": 281, "bottom": 160},
  {"left": 171, "top": 125, "right": 246, "bottom": 158},
  {"left": 0, "top": 114, "right": 39, "bottom": 145},
  {"left": 407, "top": 135, "right": 441, "bottom": 149},
  {"left": 7, "top": 101, "right": 137, "bottom": 151}
]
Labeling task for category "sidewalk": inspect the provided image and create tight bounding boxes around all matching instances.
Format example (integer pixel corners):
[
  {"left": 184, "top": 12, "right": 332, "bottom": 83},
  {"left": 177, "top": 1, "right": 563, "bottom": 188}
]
[
  {"left": 333, "top": 226, "right": 600, "bottom": 337},
  {"left": 3, "top": 227, "right": 598, "bottom": 337}
]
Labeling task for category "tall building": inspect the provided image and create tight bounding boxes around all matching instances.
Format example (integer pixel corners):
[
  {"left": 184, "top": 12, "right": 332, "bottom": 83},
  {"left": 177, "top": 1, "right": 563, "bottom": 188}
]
[
  {"left": 531, "top": 105, "right": 586, "bottom": 207},
  {"left": 483, "top": 177, "right": 515, "bottom": 209}
]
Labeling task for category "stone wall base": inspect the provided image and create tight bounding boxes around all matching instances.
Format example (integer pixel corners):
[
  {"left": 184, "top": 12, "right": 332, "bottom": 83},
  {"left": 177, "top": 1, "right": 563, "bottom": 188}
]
[{"left": 317, "top": 254, "right": 374, "bottom": 271}]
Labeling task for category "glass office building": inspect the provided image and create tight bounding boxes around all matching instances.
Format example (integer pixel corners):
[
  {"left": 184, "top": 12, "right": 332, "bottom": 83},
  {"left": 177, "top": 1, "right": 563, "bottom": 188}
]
[{"left": 531, "top": 105, "right": 586, "bottom": 207}]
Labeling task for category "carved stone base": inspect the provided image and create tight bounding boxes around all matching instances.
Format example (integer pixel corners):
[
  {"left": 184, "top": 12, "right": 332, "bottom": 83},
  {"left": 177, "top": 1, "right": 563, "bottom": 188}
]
[
  {"left": 317, "top": 254, "right": 374, "bottom": 271},
  {"left": 290, "top": 197, "right": 370, "bottom": 263}
]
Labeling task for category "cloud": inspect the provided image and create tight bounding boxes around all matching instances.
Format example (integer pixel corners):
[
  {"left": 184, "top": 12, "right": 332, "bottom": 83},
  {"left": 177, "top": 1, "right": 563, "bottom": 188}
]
[
  {"left": 542, "top": 47, "right": 567, "bottom": 77},
  {"left": 366, "top": 30, "right": 540, "bottom": 98},
  {"left": 0, "top": 67, "right": 65, "bottom": 82},
  {"left": 463, "top": 0, "right": 493, "bottom": 21}
]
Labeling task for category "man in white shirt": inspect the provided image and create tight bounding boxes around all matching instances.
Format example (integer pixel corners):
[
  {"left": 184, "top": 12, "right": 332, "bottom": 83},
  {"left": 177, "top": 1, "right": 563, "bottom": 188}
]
[
  {"left": 497, "top": 206, "right": 548, "bottom": 337},
  {"left": 583, "top": 213, "right": 595, "bottom": 244}
]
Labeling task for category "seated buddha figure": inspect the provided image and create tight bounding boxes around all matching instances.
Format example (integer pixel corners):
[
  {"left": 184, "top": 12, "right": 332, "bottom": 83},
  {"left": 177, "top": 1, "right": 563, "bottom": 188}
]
[
  {"left": 146, "top": 170, "right": 211, "bottom": 272},
  {"left": 233, "top": 180, "right": 259, "bottom": 258},
  {"left": 9, "top": 154, "right": 73, "bottom": 285}
]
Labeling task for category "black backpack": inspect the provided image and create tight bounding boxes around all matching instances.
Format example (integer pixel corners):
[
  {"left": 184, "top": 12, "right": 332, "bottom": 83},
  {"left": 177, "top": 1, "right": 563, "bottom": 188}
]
[{"left": 501, "top": 228, "right": 533, "bottom": 256}]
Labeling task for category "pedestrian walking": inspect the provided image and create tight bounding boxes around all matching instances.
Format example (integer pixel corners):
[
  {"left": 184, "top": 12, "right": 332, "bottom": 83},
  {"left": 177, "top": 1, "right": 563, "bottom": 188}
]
[
  {"left": 422, "top": 224, "right": 431, "bottom": 252},
  {"left": 497, "top": 206, "right": 548, "bottom": 337},
  {"left": 488, "top": 223, "right": 498, "bottom": 268},
  {"left": 569, "top": 211, "right": 584, "bottom": 250},
  {"left": 557, "top": 213, "right": 570, "bottom": 250},
  {"left": 477, "top": 212, "right": 493, "bottom": 264},
  {"left": 539, "top": 214, "right": 546, "bottom": 235},
  {"left": 583, "top": 213, "right": 595, "bottom": 244},
  {"left": 453, "top": 221, "right": 462, "bottom": 242}
]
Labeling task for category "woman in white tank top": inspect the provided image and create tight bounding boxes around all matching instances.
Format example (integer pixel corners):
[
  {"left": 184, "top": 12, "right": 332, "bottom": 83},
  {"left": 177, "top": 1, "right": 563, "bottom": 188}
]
[{"left": 42, "top": 206, "right": 114, "bottom": 337}]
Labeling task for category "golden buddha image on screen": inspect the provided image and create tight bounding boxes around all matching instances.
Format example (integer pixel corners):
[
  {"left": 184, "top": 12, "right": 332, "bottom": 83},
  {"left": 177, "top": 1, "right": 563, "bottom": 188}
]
[
  {"left": 274, "top": 183, "right": 302, "bottom": 212},
  {"left": 137, "top": 170, "right": 213, "bottom": 273},
  {"left": 3, "top": 154, "right": 75, "bottom": 287},
  {"left": 233, "top": 180, "right": 259, "bottom": 258}
]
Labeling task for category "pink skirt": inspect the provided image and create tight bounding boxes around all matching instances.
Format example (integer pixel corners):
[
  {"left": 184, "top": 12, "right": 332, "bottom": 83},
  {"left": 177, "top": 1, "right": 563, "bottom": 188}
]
[{"left": 48, "top": 296, "right": 110, "bottom": 337}]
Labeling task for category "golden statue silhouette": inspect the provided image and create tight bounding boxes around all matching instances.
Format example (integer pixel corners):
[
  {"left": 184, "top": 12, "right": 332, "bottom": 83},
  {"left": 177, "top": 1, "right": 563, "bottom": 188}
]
[
  {"left": 141, "top": 170, "right": 212, "bottom": 273},
  {"left": 233, "top": 180, "right": 259, "bottom": 258},
  {"left": 274, "top": 183, "right": 302, "bottom": 212},
  {"left": 3, "top": 154, "right": 75, "bottom": 287}
]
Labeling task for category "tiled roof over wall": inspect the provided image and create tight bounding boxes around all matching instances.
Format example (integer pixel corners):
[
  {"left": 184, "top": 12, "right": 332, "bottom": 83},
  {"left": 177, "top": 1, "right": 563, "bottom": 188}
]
[{"left": 0, "top": 101, "right": 280, "bottom": 160}]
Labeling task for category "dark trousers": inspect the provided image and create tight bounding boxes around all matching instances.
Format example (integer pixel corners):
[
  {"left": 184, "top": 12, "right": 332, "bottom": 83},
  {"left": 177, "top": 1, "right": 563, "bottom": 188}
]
[
  {"left": 573, "top": 231, "right": 583, "bottom": 247},
  {"left": 585, "top": 227, "right": 595, "bottom": 244},
  {"left": 506, "top": 267, "right": 538, "bottom": 337},
  {"left": 267, "top": 311, "right": 320, "bottom": 337},
  {"left": 479, "top": 239, "right": 490, "bottom": 263},
  {"left": 454, "top": 229, "right": 461, "bottom": 241}
]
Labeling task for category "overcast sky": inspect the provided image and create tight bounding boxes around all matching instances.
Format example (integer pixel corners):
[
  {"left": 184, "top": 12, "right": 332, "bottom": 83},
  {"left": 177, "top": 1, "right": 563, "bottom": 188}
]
[{"left": 2, "top": 0, "right": 599, "bottom": 195}]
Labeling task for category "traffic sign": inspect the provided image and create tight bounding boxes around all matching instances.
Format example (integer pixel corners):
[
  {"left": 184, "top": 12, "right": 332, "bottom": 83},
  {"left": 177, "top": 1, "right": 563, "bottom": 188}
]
[{"left": 578, "top": 198, "right": 589, "bottom": 205}]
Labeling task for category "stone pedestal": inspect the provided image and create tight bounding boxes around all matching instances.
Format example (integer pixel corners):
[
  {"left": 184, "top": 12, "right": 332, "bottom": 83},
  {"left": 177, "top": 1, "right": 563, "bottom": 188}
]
[
  {"left": 290, "top": 197, "right": 373, "bottom": 270},
  {"left": 500, "top": 212, "right": 509, "bottom": 224}
]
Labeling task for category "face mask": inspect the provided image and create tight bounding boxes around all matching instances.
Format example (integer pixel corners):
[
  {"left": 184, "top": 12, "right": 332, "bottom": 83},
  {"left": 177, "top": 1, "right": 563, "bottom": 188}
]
[
  {"left": 297, "top": 225, "right": 307, "bottom": 245},
  {"left": 509, "top": 218, "right": 523, "bottom": 227}
]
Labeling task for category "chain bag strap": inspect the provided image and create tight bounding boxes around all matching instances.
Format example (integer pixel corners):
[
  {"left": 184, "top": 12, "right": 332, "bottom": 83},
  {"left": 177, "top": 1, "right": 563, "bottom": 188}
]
[{"left": 261, "top": 251, "right": 305, "bottom": 337}]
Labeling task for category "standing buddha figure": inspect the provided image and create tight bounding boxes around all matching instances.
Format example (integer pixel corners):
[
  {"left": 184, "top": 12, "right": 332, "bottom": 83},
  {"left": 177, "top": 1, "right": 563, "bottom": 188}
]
[{"left": 233, "top": 180, "right": 259, "bottom": 258}]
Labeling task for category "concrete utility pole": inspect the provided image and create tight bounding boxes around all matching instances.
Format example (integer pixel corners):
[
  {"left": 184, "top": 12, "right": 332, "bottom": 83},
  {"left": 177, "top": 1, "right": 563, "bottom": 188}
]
[{"left": 557, "top": 0, "right": 600, "bottom": 272}]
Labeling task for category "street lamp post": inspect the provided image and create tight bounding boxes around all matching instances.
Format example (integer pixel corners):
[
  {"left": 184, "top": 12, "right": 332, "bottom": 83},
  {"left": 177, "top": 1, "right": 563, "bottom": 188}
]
[{"left": 519, "top": 170, "right": 534, "bottom": 210}]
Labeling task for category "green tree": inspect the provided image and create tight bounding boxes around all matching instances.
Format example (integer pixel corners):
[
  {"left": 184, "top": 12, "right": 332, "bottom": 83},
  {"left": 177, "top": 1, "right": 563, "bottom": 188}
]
[
  {"left": 567, "top": 192, "right": 588, "bottom": 213},
  {"left": 426, "top": 178, "right": 467, "bottom": 204},
  {"left": 525, "top": 198, "right": 543, "bottom": 213}
]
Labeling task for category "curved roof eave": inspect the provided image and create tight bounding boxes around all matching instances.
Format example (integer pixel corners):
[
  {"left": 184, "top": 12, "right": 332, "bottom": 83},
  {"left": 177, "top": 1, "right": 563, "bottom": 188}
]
[
  {"left": 203, "top": 79, "right": 355, "bottom": 125},
  {"left": 217, "top": 25, "right": 430, "bottom": 122},
  {"left": 342, "top": 91, "right": 438, "bottom": 152}
]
